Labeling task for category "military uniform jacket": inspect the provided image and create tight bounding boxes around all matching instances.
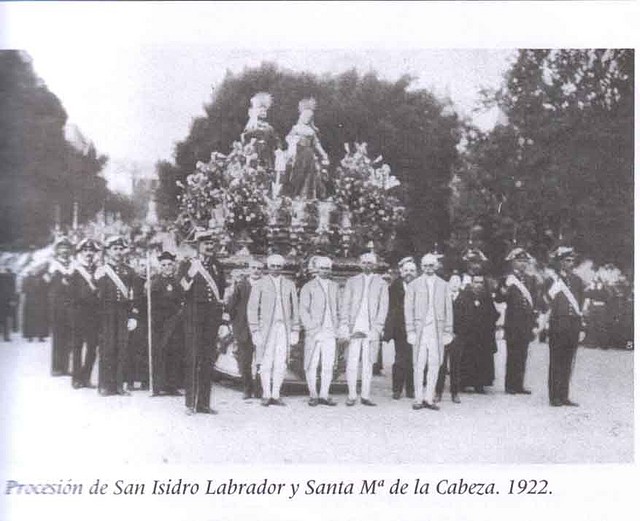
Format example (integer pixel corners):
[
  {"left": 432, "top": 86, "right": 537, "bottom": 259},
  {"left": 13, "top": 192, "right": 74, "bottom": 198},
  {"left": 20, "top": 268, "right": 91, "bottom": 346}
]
[
  {"left": 495, "top": 272, "right": 538, "bottom": 340},
  {"left": 547, "top": 271, "right": 584, "bottom": 335},
  {"left": 95, "top": 262, "right": 141, "bottom": 317},
  {"left": 69, "top": 264, "right": 99, "bottom": 321},
  {"left": 178, "top": 257, "right": 225, "bottom": 307},
  {"left": 47, "top": 259, "right": 74, "bottom": 307}
]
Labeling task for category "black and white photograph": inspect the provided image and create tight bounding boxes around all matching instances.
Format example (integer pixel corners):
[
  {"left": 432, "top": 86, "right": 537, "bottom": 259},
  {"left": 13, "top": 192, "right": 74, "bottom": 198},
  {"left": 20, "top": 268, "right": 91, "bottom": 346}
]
[{"left": 0, "top": 2, "right": 637, "bottom": 520}]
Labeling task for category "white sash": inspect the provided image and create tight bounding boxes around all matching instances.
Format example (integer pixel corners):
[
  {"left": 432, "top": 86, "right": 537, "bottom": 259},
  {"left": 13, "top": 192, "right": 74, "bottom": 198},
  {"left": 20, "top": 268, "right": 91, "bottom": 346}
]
[
  {"left": 74, "top": 263, "right": 97, "bottom": 292},
  {"left": 506, "top": 274, "right": 533, "bottom": 308},
  {"left": 549, "top": 276, "right": 582, "bottom": 316},
  {"left": 49, "top": 259, "right": 73, "bottom": 276},
  {"left": 192, "top": 259, "right": 222, "bottom": 303},
  {"left": 103, "top": 264, "right": 130, "bottom": 298}
]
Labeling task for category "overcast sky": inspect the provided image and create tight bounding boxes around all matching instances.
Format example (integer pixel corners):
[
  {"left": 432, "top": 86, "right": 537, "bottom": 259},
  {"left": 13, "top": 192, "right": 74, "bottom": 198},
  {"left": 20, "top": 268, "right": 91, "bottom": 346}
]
[{"left": 4, "top": 1, "right": 634, "bottom": 193}]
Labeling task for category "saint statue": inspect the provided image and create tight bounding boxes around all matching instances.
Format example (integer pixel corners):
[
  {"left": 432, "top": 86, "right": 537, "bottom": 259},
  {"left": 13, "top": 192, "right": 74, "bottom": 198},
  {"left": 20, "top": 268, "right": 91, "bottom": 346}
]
[
  {"left": 285, "top": 98, "right": 330, "bottom": 200},
  {"left": 241, "top": 92, "right": 281, "bottom": 170}
]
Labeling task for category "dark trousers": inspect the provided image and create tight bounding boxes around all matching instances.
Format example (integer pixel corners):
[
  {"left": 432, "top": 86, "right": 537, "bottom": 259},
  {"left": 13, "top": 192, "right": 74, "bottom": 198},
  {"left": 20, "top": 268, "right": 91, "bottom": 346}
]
[
  {"left": 505, "top": 334, "right": 529, "bottom": 392},
  {"left": 1, "top": 313, "right": 11, "bottom": 341},
  {"left": 436, "top": 340, "right": 463, "bottom": 396},
  {"left": 548, "top": 328, "right": 579, "bottom": 403},
  {"left": 152, "top": 317, "right": 183, "bottom": 394},
  {"left": 237, "top": 341, "right": 255, "bottom": 395},
  {"left": 185, "top": 303, "right": 221, "bottom": 411},
  {"left": 51, "top": 306, "right": 73, "bottom": 375},
  {"left": 72, "top": 322, "right": 98, "bottom": 386},
  {"left": 99, "top": 305, "right": 130, "bottom": 394},
  {"left": 392, "top": 338, "right": 414, "bottom": 396}
]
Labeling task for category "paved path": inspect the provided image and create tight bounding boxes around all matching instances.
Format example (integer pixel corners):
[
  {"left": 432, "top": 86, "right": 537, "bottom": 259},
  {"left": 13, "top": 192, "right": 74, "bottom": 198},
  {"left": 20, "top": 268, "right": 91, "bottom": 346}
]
[{"left": 0, "top": 336, "right": 633, "bottom": 466}]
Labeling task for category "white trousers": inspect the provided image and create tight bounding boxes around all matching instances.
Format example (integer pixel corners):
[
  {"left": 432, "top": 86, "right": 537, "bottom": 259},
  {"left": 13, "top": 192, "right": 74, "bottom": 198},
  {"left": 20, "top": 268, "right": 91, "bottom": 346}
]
[
  {"left": 305, "top": 336, "right": 336, "bottom": 399},
  {"left": 413, "top": 324, "right": 440, "bottom": 403},
  {"left": 260, "top": 322, "right": 287, "bottom": 399},
  {"left": 346, "top": 338, "right": 374, "bottom": 400}
]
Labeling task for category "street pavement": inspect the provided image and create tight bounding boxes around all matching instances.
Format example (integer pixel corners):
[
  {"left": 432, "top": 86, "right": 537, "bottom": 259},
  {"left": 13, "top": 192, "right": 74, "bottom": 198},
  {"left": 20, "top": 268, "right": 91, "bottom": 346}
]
[{"left": 0, "top": 335, "right": 633, "bottom": 466}]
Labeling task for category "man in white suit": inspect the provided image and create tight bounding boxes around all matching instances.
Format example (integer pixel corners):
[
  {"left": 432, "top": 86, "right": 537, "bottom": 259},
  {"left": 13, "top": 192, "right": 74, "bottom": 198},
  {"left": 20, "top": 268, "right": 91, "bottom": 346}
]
[
  {"left": 299, "top": 256, "right": 340, "bottom": 406},
  {"left": 405, "top": 253, "right": 453, "bottom": 411},
  {"left": 340, "top": 252, "right": 389, "bottom": 406},
  {"left": 247, "top": 254, "right": 300, "bottom": 406}
]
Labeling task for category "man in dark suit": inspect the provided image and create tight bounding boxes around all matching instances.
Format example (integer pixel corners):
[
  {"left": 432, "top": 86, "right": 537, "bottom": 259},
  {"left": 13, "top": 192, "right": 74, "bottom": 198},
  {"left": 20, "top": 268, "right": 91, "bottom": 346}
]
[
  {"left": 150, "top": 251, "right": 184, "bottom": 396},
  {"left": 179, "top": 230, "right": 226, "bottom": 414},
  {"left": 227, "top": 258, "right": 263, "bottom": 400},
  {"left": 95, "top": 236, "right": 143, "bottom": 396},
  {"left": 46, "top": 237, "right": 75, "bottom": 376},
  {"left": 547, "top": 246, "right": 585, "bottom": 407},
  {"left": 495, "top": 247, "right": 539, "bottom": 395},
  {"left": 69, "top": 238, "right": 101, "bottom": 389},
  {"left": 383, "top": 257, "right": 417, "bottom": 400}
]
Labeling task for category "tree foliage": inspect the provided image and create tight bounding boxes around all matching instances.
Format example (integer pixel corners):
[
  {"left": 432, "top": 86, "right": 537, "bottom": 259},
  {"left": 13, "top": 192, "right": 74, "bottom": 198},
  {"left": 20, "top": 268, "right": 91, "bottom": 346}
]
[
  {"left": 156, "top": 63, "right": 462, "bottom": 259},
  {"left": 0, "top": 51, "right": 110, "bottom": 248},
  {"left": 450, "top": 49, "right": 633, "bottom": 271}
]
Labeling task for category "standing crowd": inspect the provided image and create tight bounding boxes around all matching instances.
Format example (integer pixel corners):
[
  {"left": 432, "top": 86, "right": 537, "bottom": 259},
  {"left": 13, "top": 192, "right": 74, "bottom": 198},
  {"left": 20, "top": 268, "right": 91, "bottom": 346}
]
[{"left": 5, "top": 228, "right": 599, "bottom": 415}]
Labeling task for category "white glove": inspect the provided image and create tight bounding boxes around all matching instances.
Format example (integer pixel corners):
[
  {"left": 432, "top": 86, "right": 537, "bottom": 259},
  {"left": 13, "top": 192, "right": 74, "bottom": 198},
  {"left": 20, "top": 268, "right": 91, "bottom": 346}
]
[
  {"left": 222, "top": 312, "right": 230, "bottom": 322},
  {"left": 289, "top": 331, "right": 300, "bottom": 345},
  {"left": 127, "top": 318, "right": 138, "bottom": 331},
  {"left": 252, "top": 332, "right": 264, "bottom": 347},
  {"left": 443, "top": 332, "right": 453, "bottom": 346},
  {"left": 579, "top": 331, "right": 586, "bottom": 343},
  {"left": 407, "top": 333, "right": 417, "bottom": 345}
]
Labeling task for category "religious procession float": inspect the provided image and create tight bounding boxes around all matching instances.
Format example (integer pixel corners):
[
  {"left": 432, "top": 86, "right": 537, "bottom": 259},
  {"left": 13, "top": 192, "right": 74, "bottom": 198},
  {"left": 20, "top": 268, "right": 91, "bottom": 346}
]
[{"left": 175, "top": 93, "right": 405, "bottom": 389}]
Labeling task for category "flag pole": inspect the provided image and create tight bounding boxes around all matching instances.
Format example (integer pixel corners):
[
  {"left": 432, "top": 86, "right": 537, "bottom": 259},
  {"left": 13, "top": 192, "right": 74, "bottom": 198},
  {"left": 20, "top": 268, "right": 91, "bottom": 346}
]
[{"left": 146, "top": 249, "right": 154, "bottom": 394}]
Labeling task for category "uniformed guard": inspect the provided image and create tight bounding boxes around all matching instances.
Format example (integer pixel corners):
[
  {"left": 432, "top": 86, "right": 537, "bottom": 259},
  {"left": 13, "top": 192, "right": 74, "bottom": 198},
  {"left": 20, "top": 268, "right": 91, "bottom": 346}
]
[
  {"left": 69, "top": 238, "right": 101, "bottom": 388},
  {"left": 383, "top": 256, "right": 417, "bottom": 400},
  {"left": 150, "top": 251, "right": 184, "bottom": 396},
  {"left": 546, "top": 246, "right": 585, "bottom": 407},
  {"left": 179, "top": 230, "right": 226, "bottom": 414},
  {"left": 495, "top": 247, "right": 539, "bottom": 395},
  {"left": 46, "top": 236, "right": 75, "bottom": 376},
  {"left": 95, "top": 236, "right": 142, "bottom": 396}
]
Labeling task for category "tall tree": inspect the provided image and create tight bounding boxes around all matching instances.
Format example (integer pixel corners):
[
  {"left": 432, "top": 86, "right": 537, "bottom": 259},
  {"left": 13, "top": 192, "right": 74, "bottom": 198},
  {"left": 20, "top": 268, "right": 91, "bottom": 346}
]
[
  {"left": 451, "top": 49, "right": 633, "bottom": 270},
  {"left": 156, "top": 63, "right": 462, "bottom": 257},
  {"left": 0, "top": 51, "right": 110, "bottom": 247}
]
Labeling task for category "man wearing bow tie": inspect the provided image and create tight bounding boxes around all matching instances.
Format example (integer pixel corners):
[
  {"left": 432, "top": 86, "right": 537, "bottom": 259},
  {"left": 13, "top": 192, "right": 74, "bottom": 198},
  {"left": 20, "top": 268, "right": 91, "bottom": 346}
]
[
  {"left": 248, "top": 254, "right": 300, "bottom": 406},
  {"left": 340, "top": 252, "right": 389, "bottom": 407},
  {"left": 546, "top": 247, "right": 585, "bottom": 407},
  {"left": 179, "top": 231, "right": 226, "bottom": 414},
  {"left": 405, "top": 253, "right": 453, "bottom": 411},
  {"left": 69, "top": 238, "right": 101, "bottom": 389}
]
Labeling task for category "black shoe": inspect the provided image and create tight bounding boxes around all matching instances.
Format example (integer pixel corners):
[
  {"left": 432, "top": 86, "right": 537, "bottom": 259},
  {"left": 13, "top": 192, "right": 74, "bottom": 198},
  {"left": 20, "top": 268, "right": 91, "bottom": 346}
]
[
  {"left": 423, "top": 401, "right": 440, "bottom": 411},
  {"left": 165, "top": 389, "right": 183, "bottom": 396},
  {"left": 475, "top": 386, "right": 486, "bottom": 394},
  {"left": 550, "top": 400, "right": 563, "bottom": 407},
  {"left": 412, "top": 402, "right": 424, "bottom": 410},
  {"left": 452, "top": 395, "right": 461, "bottom": 404},
  {"left": 346, "top": 398, "right": 356, "bottom": 406},
  {"left": 260, "top": 398, "right": 270, "bottom": 407},
  {"left": 434, "top": 394, "right": 442, "bottom": 403},
  {"left": 242, "top": 392, "right": 252, "bottom": 400},
  {"left": 117, "top": 389, "right": 131, "bottom": 396},
  {"left": 196, "top": 407, "right": 218, "bottom": 415},
  {"left": 361, "top": 398, "right": 377, "bottom": 407},
  {"left": 72, "top": 381, "right": 83, "bottom": 389},
  {"left": 83, "top": 382, "right": 97, "bottom": 389},
  {"left": 319, "top": 397, "right": 337, "bottom": 406},
  {"left": 562, "top": 399, "right": 579, "bottom": 407},
  {"left": 51, "top": 370, "right": 65, "bottom": 377},
  {"left": 308, "top": 398, "right": 319, "bottom": 407},
  {"left": 516, "top": 389, "right": 532, "bottom": 395},
  {"left": 270, "top": 398, "right": 286, "bottom": 406},
  {"left": 392, "top": 391, "right": 401, "bottom": 400},
  {"left": 505, "top": 389, "right": 517, "bottom": 395}
]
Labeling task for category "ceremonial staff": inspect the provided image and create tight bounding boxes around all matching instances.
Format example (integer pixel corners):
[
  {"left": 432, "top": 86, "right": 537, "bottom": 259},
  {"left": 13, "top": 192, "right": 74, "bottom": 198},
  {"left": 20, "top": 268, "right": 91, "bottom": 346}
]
[{"left": 146, "top": 250, "right": 154, "bottom": 394}]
